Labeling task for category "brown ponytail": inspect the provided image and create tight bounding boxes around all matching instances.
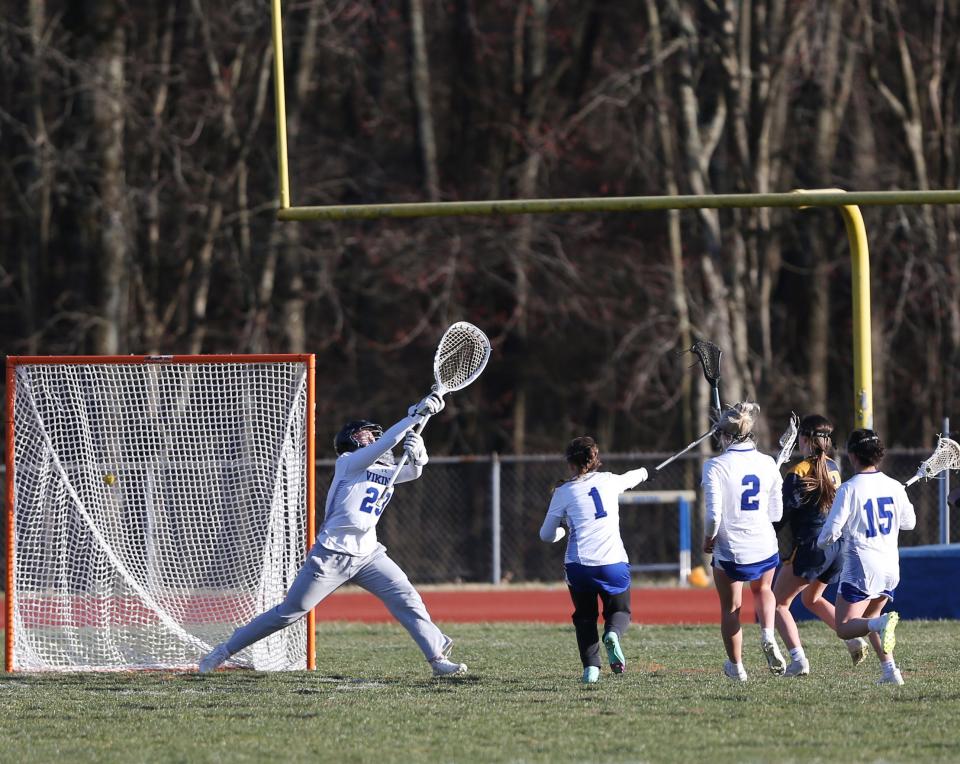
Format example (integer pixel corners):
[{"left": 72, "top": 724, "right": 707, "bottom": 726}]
[{"left": 798, "top": 415, "right": 837, "bottom": 514}]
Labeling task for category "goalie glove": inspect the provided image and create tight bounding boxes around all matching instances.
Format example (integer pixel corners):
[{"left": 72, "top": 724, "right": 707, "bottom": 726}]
[
  {"left": 409, "top": 391, "right": 445, "bottom": 418},
  {"left": 403, "top": 431, "right": 429, "bottom": 466}
]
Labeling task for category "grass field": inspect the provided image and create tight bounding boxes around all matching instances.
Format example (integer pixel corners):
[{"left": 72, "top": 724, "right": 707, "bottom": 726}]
[{"left": 3, "top": 621, "right": 960, "bottom": 763}]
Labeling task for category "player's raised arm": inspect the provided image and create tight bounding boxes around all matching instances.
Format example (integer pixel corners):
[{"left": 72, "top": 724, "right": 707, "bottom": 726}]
[
  {"left": 336, "top": 416, "right": 419, "bottom": 473},
  {"left": 615, "top": 467, "right": 649, "bottom": 492},
  {"left": 337, "top": 394, "right": 444, "bottom": 474}
]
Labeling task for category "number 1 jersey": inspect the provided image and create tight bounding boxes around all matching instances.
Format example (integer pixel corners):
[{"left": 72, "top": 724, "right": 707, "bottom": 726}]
[{"left": 543, "top": 470, "right": 647, "bottom": 566}]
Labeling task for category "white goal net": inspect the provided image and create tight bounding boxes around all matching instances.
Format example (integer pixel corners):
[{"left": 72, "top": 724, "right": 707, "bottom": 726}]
[{"left": 6, "top": 355, "right": 314, "bottom": 672}]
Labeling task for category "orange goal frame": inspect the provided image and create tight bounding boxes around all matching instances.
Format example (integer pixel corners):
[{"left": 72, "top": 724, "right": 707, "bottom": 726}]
[{"left": 5, "top": 354, "right": 317, "bottom": 672}]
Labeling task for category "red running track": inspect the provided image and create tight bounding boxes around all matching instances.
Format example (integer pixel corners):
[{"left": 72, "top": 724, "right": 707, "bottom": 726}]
[
  {"left": 310, "top": 587, "right": 741, "bottom": 624},
  {"left": 0, "top": 588, "right": 747, "bottom": 628}
]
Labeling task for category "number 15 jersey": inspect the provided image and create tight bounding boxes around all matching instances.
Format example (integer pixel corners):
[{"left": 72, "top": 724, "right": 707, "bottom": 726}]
[{"left": 817, "top": 471, "right": 915, "bottom": 595}]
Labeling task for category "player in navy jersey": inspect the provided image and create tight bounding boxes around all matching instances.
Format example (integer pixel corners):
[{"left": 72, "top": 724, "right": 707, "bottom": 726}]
[
  {"left": 199, "top": 392, "right": 468, "bottom": 678},
  {"left": 818, "top": 429, "right": 915, "bottom": 685},
  {"left": 773, "top": 415, "right": 868, "bottom": 676},
  {"left": 539, "top": 436, "right": 649, "bottom": 683},
  {"left": 702, "top": 402, "right": 786, "bottom": 681}
]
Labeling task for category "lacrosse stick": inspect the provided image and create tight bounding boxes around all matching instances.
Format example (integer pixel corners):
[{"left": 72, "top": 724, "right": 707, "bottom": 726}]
[
  {"left": 653, "top": 339, "right": 725, "bottom": 473},
  {"left": 904, "top": 436, "right": 960, "bottom": 487},
  {"left": 654, "top": 427, "right": 717, "bottom": 471},
  {"left": 690, "top": 339, "right": 723, "bottom": 421},
  {"left": 775, "top": 412, "right": 800, "bottom": 468},
  {"left": 374, "top": 322, "right": 491, "bottom": 509}
]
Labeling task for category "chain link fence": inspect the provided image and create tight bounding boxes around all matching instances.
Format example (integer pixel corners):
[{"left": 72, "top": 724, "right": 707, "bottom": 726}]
[
  {"left": 0, "top": 450, "right": 954, "bottom": 587},
  {"left": 318, "top": 448, "right": 956, "bottom": 584}
]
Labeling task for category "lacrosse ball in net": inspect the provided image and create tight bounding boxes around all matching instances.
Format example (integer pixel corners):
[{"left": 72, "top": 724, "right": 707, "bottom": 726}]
[{"left": 103, "top": 473, "right": 117, "bottom": 486}]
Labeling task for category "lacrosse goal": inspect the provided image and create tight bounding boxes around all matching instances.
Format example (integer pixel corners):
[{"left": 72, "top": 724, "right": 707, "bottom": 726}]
[{"left": 5, "top": 355, "right": 316, "bottom": 672}]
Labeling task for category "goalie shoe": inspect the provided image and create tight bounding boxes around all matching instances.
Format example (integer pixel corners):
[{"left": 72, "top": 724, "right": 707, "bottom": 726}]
[
  {"left": 430, "top": 657, "right": 467, "bottom": 677},
  {"left": 199, "top": 643, "right": 231, "bottom": 674}
]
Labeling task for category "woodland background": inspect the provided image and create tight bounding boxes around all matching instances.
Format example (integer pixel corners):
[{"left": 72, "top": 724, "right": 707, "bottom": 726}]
[{"left": 2, "top": 0, "right": 959, "bottom": 456}]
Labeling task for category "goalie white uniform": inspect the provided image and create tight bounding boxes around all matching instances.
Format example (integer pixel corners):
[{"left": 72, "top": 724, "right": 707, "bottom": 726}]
[
  {"left": 817, "top": 472, "right": 916, "bottom": 601},
  {"left": 200, "top": 395, "right": 465, "bottom": 676}
]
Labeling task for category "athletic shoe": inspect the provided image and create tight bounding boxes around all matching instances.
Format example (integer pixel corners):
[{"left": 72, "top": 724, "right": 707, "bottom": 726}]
[
  {"left": 602, "top": 631, "right": 626, "bottom": 674},
  {"left": 582, "top": 666, "right": 600, "bottom": 684},
  {"left": 723, "top": 660, "right": 747, "bottom": 682},
  {"left": 783, "top": 658, "right": 810, "bottom": 677},
  {"left": 846, "top": 637, "right": 869, "bottom": 666},
  {"left": 199, "top": 643, "right": 231, "bottom": 674},
  {"left": 878, "top": 612, "right": 900, "bottom": 655},
  {"left": 877, "top": 668, "right": 904, "bottom": 686},
  {"left": 430, "top": 657, "right": 467, "bottom": 677},
  {"left": 761, "top": 640, "right": 786, "bottom": 675}
]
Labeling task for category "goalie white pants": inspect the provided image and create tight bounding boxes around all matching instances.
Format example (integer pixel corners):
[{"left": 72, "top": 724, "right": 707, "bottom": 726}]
[{"left": 224, "top": 541, "right": 451, "bottom": 663}]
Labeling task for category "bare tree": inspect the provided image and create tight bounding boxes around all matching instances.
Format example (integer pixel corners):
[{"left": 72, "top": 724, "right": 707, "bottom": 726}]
[
  {"left": 407, "top": 0, "right": 440, "bottom": 200},
  {"left": 84, "top": 0, "right": 129, "bottom": 354}
]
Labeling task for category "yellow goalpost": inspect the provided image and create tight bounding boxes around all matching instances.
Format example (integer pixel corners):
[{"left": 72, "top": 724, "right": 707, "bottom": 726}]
[{"left": 269, "top": 0, "right": 960, "bottom": 431}]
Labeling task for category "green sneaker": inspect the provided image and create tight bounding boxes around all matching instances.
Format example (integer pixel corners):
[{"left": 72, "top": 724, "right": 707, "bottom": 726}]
[
  {"left": 602, "top": 631, "right": 626, "bottom": 674},
  {"left": 582, "top": 666, "right": 600, "bottom": 684},
  {"left": 879, "top": 612, "right": 900, "bottom": 655}
]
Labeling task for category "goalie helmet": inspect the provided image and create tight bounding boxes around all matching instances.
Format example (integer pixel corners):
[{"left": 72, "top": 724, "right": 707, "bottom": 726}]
[{"left": 334, "top": 420, "right": 384, "bottom": 454}]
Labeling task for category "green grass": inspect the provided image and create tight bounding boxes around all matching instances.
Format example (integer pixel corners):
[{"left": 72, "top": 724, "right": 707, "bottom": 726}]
[{"left": 3, "top": 621, "right": 960, "bottom": 763}]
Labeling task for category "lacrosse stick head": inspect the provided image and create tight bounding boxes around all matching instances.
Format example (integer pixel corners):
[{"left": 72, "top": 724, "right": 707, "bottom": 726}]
[
  {"left": 775, "top": 412, "right": 800, "bottom": 468},
  {"left": 915, "top": 436, "right": 960, "bottom": 481},
  {"left": 432, "top": 321, "right": 491, "bottom": 395},
  {"left": 779, "top": 412, "right": 800, "bottom": 449},
  {"left": 690, "top": 339, "right": 722, "bottom": 385}
]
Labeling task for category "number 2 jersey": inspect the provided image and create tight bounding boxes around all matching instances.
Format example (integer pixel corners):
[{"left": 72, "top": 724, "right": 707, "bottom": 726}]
[
  {"left": 540, "top": 469, "right": 649, "bottom": 566},
  {"left": 316, "top": 415, "right": 424, "bottom": 557},
  {"left": 701, "top": 443, "right": 783, "bottom": 565},
  {"left": 817, "top": 471, "right": 916, "bottom": 595}
]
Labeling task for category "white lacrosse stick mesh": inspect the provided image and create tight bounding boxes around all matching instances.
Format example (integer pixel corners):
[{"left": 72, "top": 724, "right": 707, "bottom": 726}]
[
  {"left": 8, "top": 357, "right": 313, "bottom": 672},
  {"left": 375, "top": 323, "right": 491, "bottom": 508},
  {"left": 775, "top": 412, "right": 800, "bottom": 468},
  {"left": 905, "top": 436, "right": 960, "bottom": 486},
  {"left": 433, "top": 321, "right": 491, "bottom": 394}
]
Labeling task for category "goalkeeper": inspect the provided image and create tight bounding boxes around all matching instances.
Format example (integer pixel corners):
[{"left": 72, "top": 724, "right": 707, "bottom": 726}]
[{"left": 199, "top": 393, "right": 467, "bottom": 677}]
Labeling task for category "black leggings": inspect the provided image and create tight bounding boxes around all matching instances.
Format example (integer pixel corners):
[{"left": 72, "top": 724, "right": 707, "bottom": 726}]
[{"left": 568, "top": 586, "right": 632, "bottom": 668}]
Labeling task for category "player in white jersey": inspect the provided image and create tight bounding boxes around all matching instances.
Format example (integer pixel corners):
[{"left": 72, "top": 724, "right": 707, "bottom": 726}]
[
  {"left": 701, "top": 402, "right": 786, "bottom": 681},
  {"left": 539, "top": 436, "right": 648, "bottom": 683},
  {"left": 199, "top": 392, "right": 467, "bottom": 678},
  {"left": 817, "top": 429, "right": 915, "bottom": 685}
]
